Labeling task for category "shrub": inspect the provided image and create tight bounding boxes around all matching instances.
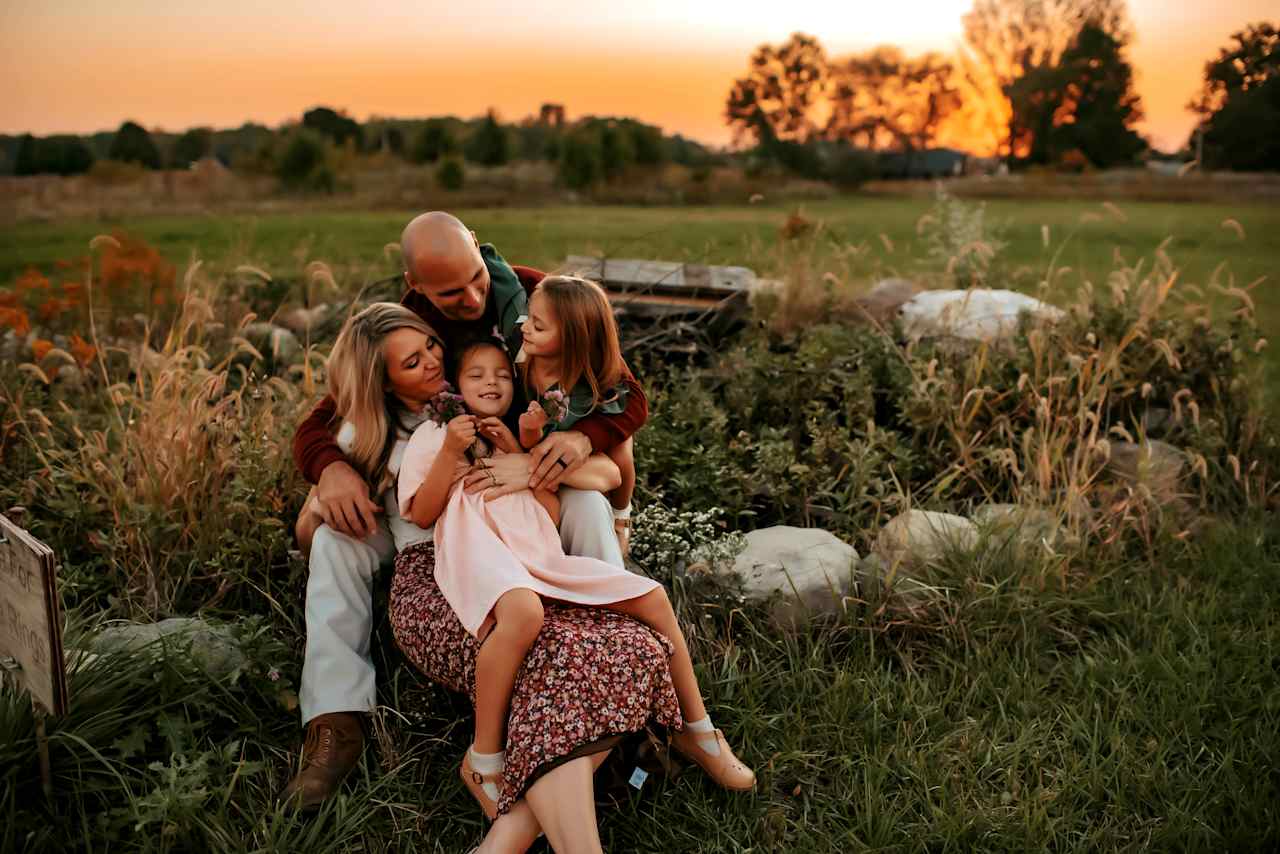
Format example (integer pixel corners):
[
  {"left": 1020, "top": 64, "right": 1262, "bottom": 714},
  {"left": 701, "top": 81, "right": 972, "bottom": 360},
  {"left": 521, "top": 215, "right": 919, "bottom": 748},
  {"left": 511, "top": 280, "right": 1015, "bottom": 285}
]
[
  {"left": 276, "top": 130, "right": 334, "bottom": 193},
  {"left": 435, "top": 156, "right": 465, "bottom": 191}
]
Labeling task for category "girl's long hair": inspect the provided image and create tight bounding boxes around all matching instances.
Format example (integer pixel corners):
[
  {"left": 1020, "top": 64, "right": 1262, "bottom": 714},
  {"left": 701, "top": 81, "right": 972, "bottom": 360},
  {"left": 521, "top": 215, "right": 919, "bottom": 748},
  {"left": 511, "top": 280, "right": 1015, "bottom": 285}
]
[
  {"left": 530, "top": 275, "right": 622, "bottom": 411},
  {"left": 326, "top": 302, "right": 437, "bottom": 494}
]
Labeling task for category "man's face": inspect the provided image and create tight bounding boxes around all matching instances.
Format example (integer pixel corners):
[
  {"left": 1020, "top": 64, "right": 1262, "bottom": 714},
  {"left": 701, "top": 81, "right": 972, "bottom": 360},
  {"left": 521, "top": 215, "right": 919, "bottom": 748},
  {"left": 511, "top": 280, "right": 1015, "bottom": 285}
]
[{"left": 405, "top": 238, "right": 490, "bottom": 321}]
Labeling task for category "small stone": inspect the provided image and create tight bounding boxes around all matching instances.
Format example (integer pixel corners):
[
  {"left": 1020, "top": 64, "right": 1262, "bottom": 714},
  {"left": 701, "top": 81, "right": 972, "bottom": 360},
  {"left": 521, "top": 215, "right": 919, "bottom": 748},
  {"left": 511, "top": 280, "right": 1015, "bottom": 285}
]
[
  {"left": 1105, "top": 440, "right": 1185, "bottom": 503},
  {"left": 875, "top": 510, "right": 979, "bottom": 569},
  {"left": 240, "top": 322, "right": 301, "bottom": 371},
  {"left": 971, "top": 503, "right": 1064, "bottom": 550},
  {"left": 855, "top": 278, "right": 920, "bottom": 325}
]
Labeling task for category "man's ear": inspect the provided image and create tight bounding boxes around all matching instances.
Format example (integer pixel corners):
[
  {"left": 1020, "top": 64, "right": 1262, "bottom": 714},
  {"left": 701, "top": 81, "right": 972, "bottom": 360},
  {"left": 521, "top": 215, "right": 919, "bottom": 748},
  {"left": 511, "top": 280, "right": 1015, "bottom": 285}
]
[
  {"left": 470, "top": 230, "right": 480, "bottom": 248},
  {"left": 403, "top": 270, "right": 415, "bottom": 291}
]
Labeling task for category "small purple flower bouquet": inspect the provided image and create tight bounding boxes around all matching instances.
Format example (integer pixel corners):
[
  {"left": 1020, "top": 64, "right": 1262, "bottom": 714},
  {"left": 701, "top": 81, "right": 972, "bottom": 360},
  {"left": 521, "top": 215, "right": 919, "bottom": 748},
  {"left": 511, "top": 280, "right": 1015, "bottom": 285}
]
[
  {"left": 537, "top": 388, "right": 569, "bottom": 426},
  {"left": 425, "top": 385, "right": 468, "bottom": 426}
]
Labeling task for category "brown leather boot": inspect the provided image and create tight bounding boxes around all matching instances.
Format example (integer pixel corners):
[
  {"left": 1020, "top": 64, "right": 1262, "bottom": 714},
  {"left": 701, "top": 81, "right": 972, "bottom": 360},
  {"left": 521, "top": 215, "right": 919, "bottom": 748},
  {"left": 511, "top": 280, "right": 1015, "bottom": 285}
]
[{"left": 280, "top": 712, "right": 365, "bottom": 809}]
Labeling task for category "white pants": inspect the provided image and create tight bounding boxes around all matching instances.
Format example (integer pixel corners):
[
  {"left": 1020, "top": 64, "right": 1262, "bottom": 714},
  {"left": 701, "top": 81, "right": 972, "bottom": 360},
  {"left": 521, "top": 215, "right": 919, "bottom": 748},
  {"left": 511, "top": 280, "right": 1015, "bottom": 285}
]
[{"left": 299, "top": 487, "right": 623, "bottom": 724}]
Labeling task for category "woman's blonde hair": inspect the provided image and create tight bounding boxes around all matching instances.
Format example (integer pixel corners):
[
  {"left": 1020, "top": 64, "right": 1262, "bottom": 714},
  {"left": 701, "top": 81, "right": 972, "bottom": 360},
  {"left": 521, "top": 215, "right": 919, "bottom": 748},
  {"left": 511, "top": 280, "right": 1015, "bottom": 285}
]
[
  {"left": 529, "top": 275, "right": 622, "bottom": 410},
  {"left": 327, "top": 302, "right": 438, "bottom": 493}
]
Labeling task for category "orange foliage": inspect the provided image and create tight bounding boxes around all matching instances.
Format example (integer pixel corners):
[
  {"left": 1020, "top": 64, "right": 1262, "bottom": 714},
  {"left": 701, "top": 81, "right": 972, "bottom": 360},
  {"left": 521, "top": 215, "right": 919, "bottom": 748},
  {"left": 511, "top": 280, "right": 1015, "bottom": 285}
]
[
  {"left": 69, "top": 333, "right": 97, "bottom": 368},
  {"left": 36, "top": 296, "right": 77, "bottom": 323},
  {"left": 0, "top": 307, "right": 31, "bottom": 336},
  {"left": 99, "top": 232, "right": 176, "bottom": 294},
  {"left": 15, "top": 268, "right": 50, "bottom": 292},
  {"left": 0, "top": 289, "right": 17, "bottom": 308},
  {"left": 31, "top": 338, "right": 54, "bottom": 362}
]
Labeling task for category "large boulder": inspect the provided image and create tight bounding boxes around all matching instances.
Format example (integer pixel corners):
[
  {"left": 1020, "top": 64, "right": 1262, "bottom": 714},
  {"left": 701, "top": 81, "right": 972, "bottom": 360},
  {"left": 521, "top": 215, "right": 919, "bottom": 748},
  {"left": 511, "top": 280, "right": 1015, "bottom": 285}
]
[
  {"left": 875, "top": 510, "right": 979, "bottom": 569},
  {"left": 723, "top": 526, "right": 859, "bottom": 626},
  {"left": 85, "top": 617, "right": 246, "bottom": 678},
  {"left": 898, "top": 289, "right": 1065, "bottom": 341}
]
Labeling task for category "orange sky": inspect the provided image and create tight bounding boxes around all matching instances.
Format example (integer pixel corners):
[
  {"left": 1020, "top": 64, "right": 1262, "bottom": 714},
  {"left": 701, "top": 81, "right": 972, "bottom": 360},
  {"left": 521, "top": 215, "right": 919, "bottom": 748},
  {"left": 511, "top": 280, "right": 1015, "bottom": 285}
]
[{"left": 2, "top": 1, "right": 1274, "bottom": 154}]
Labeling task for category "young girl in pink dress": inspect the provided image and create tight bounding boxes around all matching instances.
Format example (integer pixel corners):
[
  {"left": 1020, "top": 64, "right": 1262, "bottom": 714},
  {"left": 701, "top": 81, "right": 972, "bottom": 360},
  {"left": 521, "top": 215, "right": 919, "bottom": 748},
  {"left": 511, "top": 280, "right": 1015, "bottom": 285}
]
[{"left": 397, "top": 277, "right": 754, "bottom": 818}]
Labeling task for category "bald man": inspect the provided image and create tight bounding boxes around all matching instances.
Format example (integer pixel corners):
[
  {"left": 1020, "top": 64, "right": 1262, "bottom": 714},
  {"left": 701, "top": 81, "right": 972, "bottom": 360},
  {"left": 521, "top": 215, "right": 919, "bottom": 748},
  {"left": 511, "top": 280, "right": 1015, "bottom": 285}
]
[{"left": 282, "top": 212, "right": 647, "bottom": 807}]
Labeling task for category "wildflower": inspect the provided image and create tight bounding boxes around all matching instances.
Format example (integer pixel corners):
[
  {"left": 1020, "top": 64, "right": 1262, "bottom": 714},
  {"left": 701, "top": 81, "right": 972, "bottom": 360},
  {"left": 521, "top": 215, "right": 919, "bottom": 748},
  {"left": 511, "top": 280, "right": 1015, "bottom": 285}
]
[
  {"left": 31, "top": 338, "right": 54, "bottom": 362},
  {"left": 15, "top": 268, "right": 50, "bottom": 292},
  {"left": 69, "top": 334, "right": 97, "bottom": 368},
  {"left": 0, "top": 307, "right": 31, "bottom": 336},
  {"left": 267, "top": 667, "right": 281, "bottom": 682}
]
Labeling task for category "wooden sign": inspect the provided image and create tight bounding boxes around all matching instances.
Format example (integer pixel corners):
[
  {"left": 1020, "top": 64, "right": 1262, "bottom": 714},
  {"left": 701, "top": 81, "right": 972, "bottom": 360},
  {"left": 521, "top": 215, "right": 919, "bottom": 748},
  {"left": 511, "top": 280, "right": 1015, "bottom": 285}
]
[{"left": 0, "top": 515, "right": 68, "bottom": 716}]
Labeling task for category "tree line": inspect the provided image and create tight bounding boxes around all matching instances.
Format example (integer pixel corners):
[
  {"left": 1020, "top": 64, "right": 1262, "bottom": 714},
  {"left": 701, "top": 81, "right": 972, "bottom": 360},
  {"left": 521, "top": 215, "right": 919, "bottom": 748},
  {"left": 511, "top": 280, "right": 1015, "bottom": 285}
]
[
  {"left": 726, "top": 0, "right": 1278, "bottom": 175},
  {"left": 0, "top": 106, "right": 717, "bottom": 191}
]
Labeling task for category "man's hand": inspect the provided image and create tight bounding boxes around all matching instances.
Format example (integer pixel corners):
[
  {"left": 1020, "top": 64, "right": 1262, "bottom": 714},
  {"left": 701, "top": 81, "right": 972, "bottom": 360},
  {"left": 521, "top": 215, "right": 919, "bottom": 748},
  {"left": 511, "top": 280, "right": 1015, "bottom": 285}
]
[
  {"left": 529, "top": 430, "right": 591, "bottom": 491},
  {"left": 463, "top": 453, "right": 532, "bottom": 500},
  {"left": 314, "top": 461, "right": 381, "bottom": 539}
]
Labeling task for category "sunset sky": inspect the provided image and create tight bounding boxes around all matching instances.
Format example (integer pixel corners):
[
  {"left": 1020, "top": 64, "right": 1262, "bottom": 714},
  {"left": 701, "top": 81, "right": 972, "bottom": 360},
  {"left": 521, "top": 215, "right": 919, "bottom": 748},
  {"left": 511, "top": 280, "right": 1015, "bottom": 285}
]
[{"left": 2, "top": 1, "right": 1274, "bottom": 154}]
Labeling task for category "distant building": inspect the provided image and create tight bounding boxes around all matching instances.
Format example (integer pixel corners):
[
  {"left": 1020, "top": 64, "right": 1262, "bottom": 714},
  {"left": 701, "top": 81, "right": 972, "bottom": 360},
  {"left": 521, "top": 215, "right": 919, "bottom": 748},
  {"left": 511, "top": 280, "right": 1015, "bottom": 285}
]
[
  {"left": 539, "top": 104, "right": 566, "bottom": 128},
  {"left": 878, "top": 148, "right": 969, "bottom": 179}
]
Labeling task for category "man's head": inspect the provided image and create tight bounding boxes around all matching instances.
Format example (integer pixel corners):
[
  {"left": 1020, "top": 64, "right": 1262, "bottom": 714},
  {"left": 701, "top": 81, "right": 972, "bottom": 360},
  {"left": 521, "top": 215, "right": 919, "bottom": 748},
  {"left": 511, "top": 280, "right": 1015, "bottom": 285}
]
[{"left": 400, "top": 211, "right": 490, "bottom": 321}]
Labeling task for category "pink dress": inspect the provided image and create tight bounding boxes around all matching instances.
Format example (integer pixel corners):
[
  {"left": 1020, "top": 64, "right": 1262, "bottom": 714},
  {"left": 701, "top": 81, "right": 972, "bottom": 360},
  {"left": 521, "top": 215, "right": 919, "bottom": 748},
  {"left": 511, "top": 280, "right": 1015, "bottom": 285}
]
[{"left": 397, "top": 421, "right": 659, "bottom": 637}]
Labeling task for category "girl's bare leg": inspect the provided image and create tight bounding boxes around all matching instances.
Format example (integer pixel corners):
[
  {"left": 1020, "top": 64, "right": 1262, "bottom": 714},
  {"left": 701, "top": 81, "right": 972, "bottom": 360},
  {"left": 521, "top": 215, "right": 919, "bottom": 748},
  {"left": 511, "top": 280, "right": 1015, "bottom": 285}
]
[
  {"left": 478, "top": 750, "right": 610, "bottom": 854},
  {"left": 607, "top": 588, "right": 707, "bottom": 722},
  {"left": 606, "top": 437, "right": 635, "bottom": 511},
  {"left": 474, "top": 589, "right": 544, "bottom": 753}
]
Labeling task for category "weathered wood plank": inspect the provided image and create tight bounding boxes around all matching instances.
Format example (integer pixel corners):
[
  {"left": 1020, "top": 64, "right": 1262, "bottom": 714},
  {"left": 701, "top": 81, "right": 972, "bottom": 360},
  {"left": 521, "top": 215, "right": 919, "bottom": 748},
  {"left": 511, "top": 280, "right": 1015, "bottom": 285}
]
[{"left": 0, "top": 515, "right": 68, "bottom": 716}]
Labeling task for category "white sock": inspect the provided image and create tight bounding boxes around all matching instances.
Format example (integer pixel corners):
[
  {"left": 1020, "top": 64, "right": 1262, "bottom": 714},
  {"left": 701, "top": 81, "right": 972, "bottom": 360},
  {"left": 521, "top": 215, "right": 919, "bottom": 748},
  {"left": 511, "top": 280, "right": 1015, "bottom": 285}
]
[
  {"left": 469, "top": 747, "right": 505, "bottom": 801},
  {"left": 683, "top": 716, "right": 720, "bottom": 756},
  {"left": 612, "top": 503, "right": 632, "bottom": 520}
]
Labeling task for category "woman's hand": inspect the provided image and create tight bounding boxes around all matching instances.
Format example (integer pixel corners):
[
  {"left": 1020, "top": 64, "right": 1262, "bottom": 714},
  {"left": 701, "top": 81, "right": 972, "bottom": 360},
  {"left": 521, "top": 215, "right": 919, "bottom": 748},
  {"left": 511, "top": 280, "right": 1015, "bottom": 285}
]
[
  {"left": 529, "top": 430, "right": 592, "bottom": 491},
  {"left": 464, "top": 453, "right": 533, "bottom": 499},
  {"left": 478, "top": 416, "right": 522, "bottom": 454},
  {"left": 443, "top": 414, "right": 478, "bottom": 457}
]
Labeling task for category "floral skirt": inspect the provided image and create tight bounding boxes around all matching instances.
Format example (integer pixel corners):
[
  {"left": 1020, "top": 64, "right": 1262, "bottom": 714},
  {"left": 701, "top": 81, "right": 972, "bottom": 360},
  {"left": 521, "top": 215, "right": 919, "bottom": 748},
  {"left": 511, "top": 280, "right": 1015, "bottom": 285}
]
[{"left": 389, "top": 541, "right": 682, "bottom": 815}]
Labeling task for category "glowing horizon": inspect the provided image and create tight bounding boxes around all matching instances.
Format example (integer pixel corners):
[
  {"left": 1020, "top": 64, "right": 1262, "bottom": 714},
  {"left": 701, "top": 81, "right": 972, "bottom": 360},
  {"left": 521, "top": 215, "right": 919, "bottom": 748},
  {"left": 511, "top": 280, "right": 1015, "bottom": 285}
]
[{"left": 3, "top": 1, "right": 1274, "bottom": 155}]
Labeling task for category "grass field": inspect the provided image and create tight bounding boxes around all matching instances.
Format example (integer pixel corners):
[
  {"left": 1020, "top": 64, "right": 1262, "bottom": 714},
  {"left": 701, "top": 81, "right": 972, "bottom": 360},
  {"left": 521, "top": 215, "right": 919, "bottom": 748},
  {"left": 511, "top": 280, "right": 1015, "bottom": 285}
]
[
  {"left": 2, "top": 198, "right": 1279, "bottom": 851},
  {"left": 5, "top": 196, "right": 1276, "bottom": 378}
]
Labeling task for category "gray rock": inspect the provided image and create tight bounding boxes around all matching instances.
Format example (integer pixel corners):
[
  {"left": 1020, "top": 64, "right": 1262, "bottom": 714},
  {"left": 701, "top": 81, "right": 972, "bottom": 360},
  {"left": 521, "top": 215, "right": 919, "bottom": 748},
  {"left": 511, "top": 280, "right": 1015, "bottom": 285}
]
[
  {"left": 1105, "top": 440, "right": 1185, "bottom": 502},
  {"left": 856, "top": 278, "right": 920, "bottom": 325},
  {"left": 899, "top": 289, "right": 1065, "bottom": 342},
  {"left": 725, "top": 526, "right": 859, "bottom": 625},
  {"left": 240, "top": 322, "right": 301, "bottom": 371},
  {"left": 277, "top": 303, "right": 330, "bottom": 337},
  {"left": 86, "top": 617, "right": 246, "bottom": 678},
  {"left": 971, "top": 503, "right": 1065, "bottom": 551},
  {"left": 875, "top": 510, "right": 979, "bottom": 569}
]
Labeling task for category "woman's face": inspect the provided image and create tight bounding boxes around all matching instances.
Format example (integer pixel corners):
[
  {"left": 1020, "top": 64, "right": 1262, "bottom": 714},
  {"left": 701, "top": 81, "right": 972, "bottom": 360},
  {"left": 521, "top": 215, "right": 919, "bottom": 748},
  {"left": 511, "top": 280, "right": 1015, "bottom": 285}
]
[
  {"left": 457, "top": 345, "right": 514, "bottom": 418},
  {"left": 383, "top": 327, "right": 446, "bottom": 409},
  {"left": 522, "top": 291, "right": 561, "bottom": 359}
]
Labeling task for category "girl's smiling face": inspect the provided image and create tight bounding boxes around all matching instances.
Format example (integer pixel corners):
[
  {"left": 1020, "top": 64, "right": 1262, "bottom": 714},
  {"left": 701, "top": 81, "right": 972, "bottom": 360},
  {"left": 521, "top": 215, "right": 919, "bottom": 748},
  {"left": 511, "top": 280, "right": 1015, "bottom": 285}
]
[
  {"left": 457, "top": 344, "right": 514, "bottom": 417},
  {"left": 522, "top": 291, "right": 562, "bottom": 358},
  {"left": 383, "top": 327, "right": 446, "bottom": 410}
]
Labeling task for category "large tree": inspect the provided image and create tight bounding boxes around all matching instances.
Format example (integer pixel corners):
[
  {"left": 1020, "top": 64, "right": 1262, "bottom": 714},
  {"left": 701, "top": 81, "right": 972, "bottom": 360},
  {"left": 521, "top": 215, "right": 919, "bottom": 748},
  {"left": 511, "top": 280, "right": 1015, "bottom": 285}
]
[
  {"left": 1190, "top": 22, "right": 1280, "bottom": 171},
  {"left": 725, "top": 32, "right": 828, "bottom": 146},
  {"left": 827, "top": 48, "right": 961, "bottom": 154},
  {"left": 464, "top": 110, "right": 510, "bottom": 166},
  {"left": 108, "top": 121, "right": 161, "bottom": 169},
  {"left": 302, "top": 107, "right": 362, "bottom": 149},
  {"left": 1008, "top": 22, "right": 1145, "bottom": 167},
  {"left": 961, "top": 0, "right": 1129, "bottom": 155}
]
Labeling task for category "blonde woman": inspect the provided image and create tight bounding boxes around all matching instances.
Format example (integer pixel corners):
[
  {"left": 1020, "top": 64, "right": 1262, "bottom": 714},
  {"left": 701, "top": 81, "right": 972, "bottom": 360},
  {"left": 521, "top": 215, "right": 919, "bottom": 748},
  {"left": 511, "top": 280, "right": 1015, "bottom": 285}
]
[{"left": 289, "top": 303, "right": 681, "bottom": 854}]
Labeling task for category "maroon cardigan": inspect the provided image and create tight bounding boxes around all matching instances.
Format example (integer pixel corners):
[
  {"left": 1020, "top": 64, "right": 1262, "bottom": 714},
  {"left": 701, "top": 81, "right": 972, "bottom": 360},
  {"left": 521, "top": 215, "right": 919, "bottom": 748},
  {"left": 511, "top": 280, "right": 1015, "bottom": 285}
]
[{"left": 291, "top": 264, "right": 649, "bottom": 485}]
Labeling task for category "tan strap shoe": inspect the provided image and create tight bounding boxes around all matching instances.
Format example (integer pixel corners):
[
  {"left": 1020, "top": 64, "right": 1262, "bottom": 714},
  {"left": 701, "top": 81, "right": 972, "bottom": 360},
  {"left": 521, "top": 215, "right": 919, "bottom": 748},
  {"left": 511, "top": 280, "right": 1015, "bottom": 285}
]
[
  {"left": 670, "top": 727, "right": 756, "bottom": 791},
  {"left": 279, "top": 712, "right": 365, "bottom": 809},
  {"left": 460, "top": 752, "right": 501, "bottom": 819}
]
